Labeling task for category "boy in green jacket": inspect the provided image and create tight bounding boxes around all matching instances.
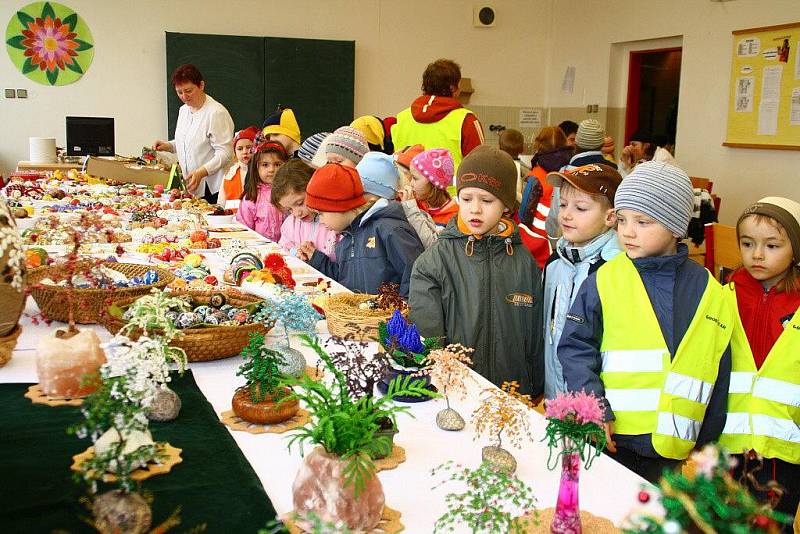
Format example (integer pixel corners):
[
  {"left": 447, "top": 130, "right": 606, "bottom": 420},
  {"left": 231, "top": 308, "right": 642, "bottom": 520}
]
[{"left": 409, "top": 146, "right": 545, "bottom": 397}]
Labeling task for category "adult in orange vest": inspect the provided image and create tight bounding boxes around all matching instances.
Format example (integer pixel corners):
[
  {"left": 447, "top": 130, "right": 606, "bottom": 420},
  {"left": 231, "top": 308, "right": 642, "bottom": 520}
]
[{"left": 392, "top": 59, "right": 484, "bottom": 171}]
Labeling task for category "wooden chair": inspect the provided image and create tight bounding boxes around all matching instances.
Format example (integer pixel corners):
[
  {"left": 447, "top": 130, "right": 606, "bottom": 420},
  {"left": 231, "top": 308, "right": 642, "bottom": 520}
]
[
  {"left": 703, "top": 223, "right": 740, "bottom": 282},
  {"left": 690, "top": 176, "right": 713, "bottom": 192}
]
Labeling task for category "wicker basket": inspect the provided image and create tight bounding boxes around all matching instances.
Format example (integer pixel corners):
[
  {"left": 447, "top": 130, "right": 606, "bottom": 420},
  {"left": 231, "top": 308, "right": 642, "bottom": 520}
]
[
  {"left": 0, "top": 324, "right": 21, "bottom": 368},
  {"left": 100, "top": 289, "right": 271, "bottom": 362},
  {"left": 27, "top": 262, "right": 175, "bottom": 325},
  {"left": 324, "top": 293, "right": 407, "bottom": 340}
]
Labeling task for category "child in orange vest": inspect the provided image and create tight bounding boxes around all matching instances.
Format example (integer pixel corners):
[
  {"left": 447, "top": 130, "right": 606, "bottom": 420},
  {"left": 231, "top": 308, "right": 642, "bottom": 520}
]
[{"left": 218, "top": 126, "right": 258, "bottom": 212}]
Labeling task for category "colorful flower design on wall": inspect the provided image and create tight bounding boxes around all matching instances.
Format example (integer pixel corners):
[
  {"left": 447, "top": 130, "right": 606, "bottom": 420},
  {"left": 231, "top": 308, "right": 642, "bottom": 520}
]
[{"left": 5, "top": 2, "right": 94, "bottom": 86}]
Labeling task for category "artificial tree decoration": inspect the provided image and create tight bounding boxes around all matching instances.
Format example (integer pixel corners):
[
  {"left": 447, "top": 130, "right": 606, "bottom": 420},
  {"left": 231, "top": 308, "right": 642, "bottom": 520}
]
[
  {"left": 233, "top": 332, "right": 299, "bottom": 425},
  {"left": 0, "top": 198, "right": 26, "bottom": 346},
  {"left": 68, "top": 336, "right": 176, "bottom": 534},
  {"left": 424, "top": 343, "right": 475, "bottom": 431},
  {"left": 623, "top": 445, "right": 791, "bottom": 534},
  {"left": 542, "top": 391, "right": 608, "bottom": 534},
  {"left": 374, "top": 282, "right": 405, "bottom": 311},
  {"left": 252, "top": 287, "right": 320, "bottom": 378},
  {"left": 378, "top": 309, "right": 439, "bottom": 368},
  {"left": 118, "top": 289, "right": 189, "bottom": 421},
  {"left": 471, "top": 381, "right": 535, "bottom": 474},
  {"left": 287, "top": 334, "right": 434, "bottom": 531},
  {"left": 432, "top": 461, "right": 539, "bottom": 534}
]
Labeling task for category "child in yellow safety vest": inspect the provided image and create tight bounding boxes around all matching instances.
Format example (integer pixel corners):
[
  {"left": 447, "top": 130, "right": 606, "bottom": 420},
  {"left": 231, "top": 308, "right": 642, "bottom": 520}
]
[
  {"left": 720, "top": 197, "right": 800, "bottom": 525},
  {"left": 557, "top": 161, "right": 733, "bottom": 483}
]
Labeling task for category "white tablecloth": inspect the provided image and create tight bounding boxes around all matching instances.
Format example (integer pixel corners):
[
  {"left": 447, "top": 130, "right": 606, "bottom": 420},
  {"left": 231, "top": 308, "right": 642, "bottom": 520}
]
[{"left": 3, "top": 224, "right": 657, "bottom": 531}]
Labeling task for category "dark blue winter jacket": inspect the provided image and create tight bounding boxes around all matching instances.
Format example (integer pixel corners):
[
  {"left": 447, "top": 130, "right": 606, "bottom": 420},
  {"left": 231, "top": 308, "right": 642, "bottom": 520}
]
[
  {"left": 309, "top": 199, "right": 424, "bottom": 298},
  {"left": 557, "top": 243, "right": 731, "bottom": 458}
]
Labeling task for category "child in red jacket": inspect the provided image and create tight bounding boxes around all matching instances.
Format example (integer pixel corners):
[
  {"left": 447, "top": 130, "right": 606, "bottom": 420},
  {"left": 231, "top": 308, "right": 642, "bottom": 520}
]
[{"left": 721, "top": 196, "right": 800, "bottom": 525}]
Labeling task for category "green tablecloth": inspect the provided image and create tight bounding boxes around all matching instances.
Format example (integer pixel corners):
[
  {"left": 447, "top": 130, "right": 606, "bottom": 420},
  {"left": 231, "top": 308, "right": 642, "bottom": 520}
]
[{"left": 0, "top": 371, "right": 277, "bottom": 533}]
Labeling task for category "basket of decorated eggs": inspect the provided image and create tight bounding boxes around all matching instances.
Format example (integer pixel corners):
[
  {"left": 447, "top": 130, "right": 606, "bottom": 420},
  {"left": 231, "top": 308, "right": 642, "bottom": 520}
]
[
  {"left": 100, "top": 289, "right": 271, "bottom": 362},
  {"left": 26, "top": 261, "right": 174, "bottom": 324}
]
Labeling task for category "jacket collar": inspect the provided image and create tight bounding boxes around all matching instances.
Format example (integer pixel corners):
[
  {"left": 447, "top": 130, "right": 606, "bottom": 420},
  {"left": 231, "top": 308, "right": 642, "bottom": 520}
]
[
  {"left": 630, "top": 242, "right": 689, "bottom": 273},
  {"left": 557, "top": 229, "right": 620, "bottom": 264},
  {"left": 456, "top": 215, "right": 516, "bottom": 240}
]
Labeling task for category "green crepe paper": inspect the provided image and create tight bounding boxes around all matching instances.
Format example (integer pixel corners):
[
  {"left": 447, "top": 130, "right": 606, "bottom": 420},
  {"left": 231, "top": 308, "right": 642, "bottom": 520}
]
[{"left": 0, "top": 371, "right": 277, "bottom": 532}]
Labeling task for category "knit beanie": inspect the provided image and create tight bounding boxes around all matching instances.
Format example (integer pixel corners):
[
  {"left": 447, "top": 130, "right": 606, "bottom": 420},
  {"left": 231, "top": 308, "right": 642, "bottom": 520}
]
[
  {"left": 394, "top": 144, "right": 425, "bottom": 170},
  {"left": 356, "top": 152, "right": 400, "bottom": 199},
  {"left": 738, "top": 196, "right": 800, "bottom": 265},
  {"left": 305, "top": 163, "right": 366, "bottom": 213},
  {"left": 456, "top": 145, "right": 519, "bottom": 212},
  {"left": 298, "top": 132, "right": 331, "bottom": 167},
  {"left": 350, "top": 116, "right": 385, "bottom": 149},
  {"left": 233, "top": 126, "right": 259, "bottom": 149},
  {"left": 411, "top": 149, "right": 455, "bottom": 191},
  {"left": 262, "top": 108, "right": 301, "bottom": 145},
  {"left": 575, "top": 119, "right": 605, "bottom": 150},
  {"left": 614, "top": 160, "right": 694, "bottom": 237},
  {"left": 325, "top": 126, "right": 369, "bottom": 165}
]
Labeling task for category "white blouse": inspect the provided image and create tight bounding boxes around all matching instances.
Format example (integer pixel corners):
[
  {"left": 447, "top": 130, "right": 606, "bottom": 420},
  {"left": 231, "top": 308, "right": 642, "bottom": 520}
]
[{"left": 170, "top": 94, "right": 234, "bottom": 195}]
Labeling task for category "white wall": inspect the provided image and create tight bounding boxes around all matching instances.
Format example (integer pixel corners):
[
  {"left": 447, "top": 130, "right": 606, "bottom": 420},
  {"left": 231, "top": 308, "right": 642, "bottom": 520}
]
[
  {"left": 0, "top": 0, "right": 551, "bottom": 176},
  {"left": 545, "top": 0, "right": 800, "bottom": 224}
]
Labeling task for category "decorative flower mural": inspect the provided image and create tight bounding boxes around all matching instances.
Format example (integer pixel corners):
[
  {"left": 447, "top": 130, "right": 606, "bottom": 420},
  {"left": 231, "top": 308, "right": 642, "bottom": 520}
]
[{"left": 5, "top": 2, "right": 94, "bottom": 86}]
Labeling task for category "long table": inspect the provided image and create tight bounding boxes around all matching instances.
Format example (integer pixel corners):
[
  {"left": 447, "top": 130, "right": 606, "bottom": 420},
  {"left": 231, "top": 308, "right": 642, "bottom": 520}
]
[{"left": 2, "top": 223, "right": 657, "bottom": 532}]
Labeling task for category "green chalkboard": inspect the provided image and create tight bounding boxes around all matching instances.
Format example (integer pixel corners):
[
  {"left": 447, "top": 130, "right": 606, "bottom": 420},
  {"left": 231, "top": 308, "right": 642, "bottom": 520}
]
[
  {"left": 264, "top": 37, "right": 354, "bottom": 136},
  {"left": 165, "top": 32, "right": 355, "bottom": 140},
  {"left": 165, "top": 32, "right": 265, "bottom": 137}
]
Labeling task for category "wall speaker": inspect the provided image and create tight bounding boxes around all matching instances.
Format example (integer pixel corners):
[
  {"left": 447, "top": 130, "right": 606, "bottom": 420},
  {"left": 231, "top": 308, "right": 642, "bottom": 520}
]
[{"left": 473, "top": 5, "right": 495, "bottom": 28}]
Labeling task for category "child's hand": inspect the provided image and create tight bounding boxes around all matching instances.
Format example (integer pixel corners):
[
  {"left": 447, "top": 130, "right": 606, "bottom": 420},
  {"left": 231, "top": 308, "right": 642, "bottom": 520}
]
[
  {"left": 398, "top": 185, "right": 415, "bottom": 202},
  {"left": 297, "top": 241, "right": 316, "bottom": 262},
  {"left": 620, "top": 145, "right": 635, "bottom": 168},
  {"left": 603, "top": 421, "right": 617, "bottom": 453}
]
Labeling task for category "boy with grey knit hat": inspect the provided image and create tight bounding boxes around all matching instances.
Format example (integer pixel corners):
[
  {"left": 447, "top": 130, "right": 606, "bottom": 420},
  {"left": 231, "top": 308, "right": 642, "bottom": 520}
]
[{"left": 557, "top": 160, "right": 733, "bottom": 483}]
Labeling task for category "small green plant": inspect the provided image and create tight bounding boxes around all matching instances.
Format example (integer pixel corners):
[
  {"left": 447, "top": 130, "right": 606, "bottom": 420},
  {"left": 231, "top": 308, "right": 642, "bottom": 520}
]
[
  {"left": 260, "top": 512, "right": 353, "bottom": 534},
  {"left": 118, "top": 289, "right": 188, "bottom": 373},
  {"left": 285, "top": 334, "right": 436, "bottom": 496},
  {"left": 432, "top": 461, "right": 539, "bottom": 533},
  {"left": 237, "top": 333, "right": 287, "bottom": 403}
]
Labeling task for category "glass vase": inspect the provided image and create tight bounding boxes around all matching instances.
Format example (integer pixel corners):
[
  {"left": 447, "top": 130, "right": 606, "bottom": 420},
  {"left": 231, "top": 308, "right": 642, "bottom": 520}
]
[{"left": 551, "top": 446, "right": 581, "bottom": 534}]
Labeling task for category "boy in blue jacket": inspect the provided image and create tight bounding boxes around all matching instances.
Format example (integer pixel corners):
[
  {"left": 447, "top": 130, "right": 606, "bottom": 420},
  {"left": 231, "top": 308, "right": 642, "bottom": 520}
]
[
  {"left": 300, "top": 163, "right": 424, "bottom": 298},
  {"left": 558, "top": 161, "right": 732, "bottom": 483}
]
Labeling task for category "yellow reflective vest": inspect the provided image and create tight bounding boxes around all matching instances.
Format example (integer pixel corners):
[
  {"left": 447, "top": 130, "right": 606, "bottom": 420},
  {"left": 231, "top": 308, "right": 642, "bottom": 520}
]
[
  {"left": 718, "top": 284, "right": 800, "bottom": 464},
  {"left": 392, "top": 106, "right": 471, "bottom": 171},
  {"left": 597, "top": 254, "right": 733, "bottom": 460}
]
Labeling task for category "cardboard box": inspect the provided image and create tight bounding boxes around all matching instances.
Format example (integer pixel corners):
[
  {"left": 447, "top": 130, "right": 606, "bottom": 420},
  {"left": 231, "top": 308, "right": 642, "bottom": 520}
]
[{"left": 85, "top": 156, "right": 171, "bottom": 187}]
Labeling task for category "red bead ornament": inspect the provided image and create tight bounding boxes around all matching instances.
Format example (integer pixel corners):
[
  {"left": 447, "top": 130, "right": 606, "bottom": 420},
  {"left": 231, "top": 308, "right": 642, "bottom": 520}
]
[
  {"left": 637, "top": 490, "right": 650, "bottom": 503},
  {"left": 753, "top": 514, "right": 770, "bottom": 529}
]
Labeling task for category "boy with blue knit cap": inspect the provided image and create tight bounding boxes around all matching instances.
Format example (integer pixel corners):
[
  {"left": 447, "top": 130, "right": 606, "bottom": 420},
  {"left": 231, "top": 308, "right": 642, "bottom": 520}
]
[{"left": 558, "top": 161, "right": 733, "bottom": 483}]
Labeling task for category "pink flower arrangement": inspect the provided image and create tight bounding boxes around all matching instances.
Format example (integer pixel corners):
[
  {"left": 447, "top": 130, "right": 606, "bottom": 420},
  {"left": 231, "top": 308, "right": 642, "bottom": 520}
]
[{"left": 544, "top": 391, "right": 605, "bottom": 426}]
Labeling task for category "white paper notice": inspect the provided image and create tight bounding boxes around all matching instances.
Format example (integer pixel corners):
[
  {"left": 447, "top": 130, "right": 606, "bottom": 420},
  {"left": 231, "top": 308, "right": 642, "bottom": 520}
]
[
  {"left": 757, "top": 65, "right": 783, "bottom": 135},
  {"left": 795, "top": 42, "right": 800, "bottom": 79},
  {"left": 791, "top": 87, "right": 800, "bottom": 126},
  {"left": 562, "top": 66, "right": 575, "bottom": 94},
  {"left": 735, "top": 76, "right": 754, "bottom": 112},
  {"left": 738, "top": 37, "right": 760, "bottom": 56},
  {"left": 518, "top": 108, "right": 542, "bottom": 129}
]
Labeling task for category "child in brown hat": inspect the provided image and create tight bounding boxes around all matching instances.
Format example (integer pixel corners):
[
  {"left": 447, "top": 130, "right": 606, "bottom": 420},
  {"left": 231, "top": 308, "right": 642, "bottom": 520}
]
[{"left": 409, "top": 146, "right": 544, "bottom": 397}]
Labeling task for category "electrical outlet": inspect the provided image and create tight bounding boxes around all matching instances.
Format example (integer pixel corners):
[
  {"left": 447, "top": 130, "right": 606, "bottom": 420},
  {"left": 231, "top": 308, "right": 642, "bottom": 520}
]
[
  {"left": 586, "top": 104, "right": 592, "bottom": 113},
  {"left": 4, "top": 89, "right": 15, "bottom": 98},
  {"left": 592, "top": 104, "right": 599, "bottom": 113},
  {"left": 16, "top": 89, "right": 28, "bottom": 98}
]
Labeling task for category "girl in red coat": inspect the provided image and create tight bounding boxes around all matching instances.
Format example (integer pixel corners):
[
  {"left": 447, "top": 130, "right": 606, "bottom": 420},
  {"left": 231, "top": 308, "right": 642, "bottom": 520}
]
[{"left": 723, "top": 196, "right": 800, "bottom": 527}]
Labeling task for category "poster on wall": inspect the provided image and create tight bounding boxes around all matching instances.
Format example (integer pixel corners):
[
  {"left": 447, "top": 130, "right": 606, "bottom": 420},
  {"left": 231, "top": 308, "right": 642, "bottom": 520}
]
[
  {"left": 5, "top": 1, "right": 94, "bottom": 86},
  {"left": 724, "top": 22, "right": 800, "bottom": 150}
]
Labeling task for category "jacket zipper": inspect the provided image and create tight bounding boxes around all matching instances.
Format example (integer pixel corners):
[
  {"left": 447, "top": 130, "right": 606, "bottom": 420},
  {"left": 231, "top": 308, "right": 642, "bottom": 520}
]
[
  {"left": 752, "top": 289, "right": 770, "bottom": 369},
  {"left": 487, "top": 237, "right": 494, "bottom": 382}
]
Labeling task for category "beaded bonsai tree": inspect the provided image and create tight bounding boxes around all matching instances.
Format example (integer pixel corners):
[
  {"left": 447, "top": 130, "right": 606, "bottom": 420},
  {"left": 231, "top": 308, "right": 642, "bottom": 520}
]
[
  {"left": 471, "top": 381, "right": 534, "bottom": 475},
  {"left": 542, "top": 391, "right": 608, "bottom": 534},
  {"left": 424, "top": 343, "right": 475, "bottom": 431},
  {"left": 287, "top": 334, "right": 435, "bottom": 532},
  {"left": 623, "top": 444, "right": 792, "bottom": 533},
  {"left": 117, "top": 289, "right": 189, "bottom": 421},
  {"left": 232, "top": 332, "right": 299, "bottom": 425},
  {"left": 68, "top": 336, "right": 174, "bottom": 534},
  {"left": 252, "top": 287, "right": 320, "bottom": 378},
  {"left": 432, "top": 461, "right": 539, "bottom": 534}
]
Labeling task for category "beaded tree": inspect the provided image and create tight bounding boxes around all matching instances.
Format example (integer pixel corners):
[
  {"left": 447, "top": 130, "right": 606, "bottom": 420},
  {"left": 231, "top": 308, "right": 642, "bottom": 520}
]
[{"left": 471, "top": 381, "right": 534, "bottom": 474}]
